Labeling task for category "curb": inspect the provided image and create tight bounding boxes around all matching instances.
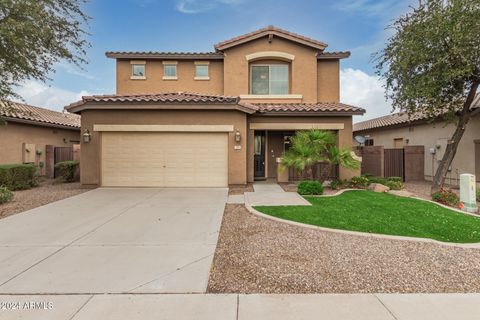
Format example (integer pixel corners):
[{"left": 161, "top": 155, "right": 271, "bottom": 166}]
[{"left": 244, "top": 189, "right": 480, "bottom": 249}]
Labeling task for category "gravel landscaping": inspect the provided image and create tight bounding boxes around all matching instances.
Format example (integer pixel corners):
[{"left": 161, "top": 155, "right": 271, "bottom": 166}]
[
  {"left": 228, "top": 183, "right": 254, "bottom": 195},
  {"left": 0, "top": 179, "right": 88, "bottom": 219},
  {"left": 208, "top": 204, "right": 480, "bottom": 293}
]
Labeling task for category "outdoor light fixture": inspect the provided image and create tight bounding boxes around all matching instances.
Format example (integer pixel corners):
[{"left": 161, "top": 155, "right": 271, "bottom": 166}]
[
  {"left": 235, "top": 130, "right": 241, "bottom": 143},
  {"left": 83, "top": 129, "right": 92, "bottom": 143}
]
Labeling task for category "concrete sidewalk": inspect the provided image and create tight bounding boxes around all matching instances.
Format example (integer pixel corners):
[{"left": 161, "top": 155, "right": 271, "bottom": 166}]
[
  {"left": 1, "top": 293, "right": 479, "bottom": 319},
  {"left": 244, "top": 181, "right": 311, "bottom": 206}
]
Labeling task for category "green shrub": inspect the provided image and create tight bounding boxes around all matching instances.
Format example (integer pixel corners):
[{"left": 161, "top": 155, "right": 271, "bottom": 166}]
[
  {"left": 298, "top": 180, "right": 324, "bottom": 195},
  {"left": 368, "top": 176, "right": 388, "bottom": 185},
  {"left": 387, "top": 176, "right": 403, "bottom": 182},
  {"left": 350, "top": 176, "right": 369, "bottom": 188},
  {"left": 0, "top": 164, "right": 38, "bottom": 190},
  {"left": 0, "top": 186, "right": 13, "bottom": 204},
  {"left": 54, "top": 161, "right": 79, "bottom": 182},
  {"left": 385, "top": 180, "right": 404, "bottom": 190},
  {"left": 432, "top": 188, "right": 460, "bottom": 207},
  {"left": 329, "top": 179, "right": 349, "bottom": 190}
]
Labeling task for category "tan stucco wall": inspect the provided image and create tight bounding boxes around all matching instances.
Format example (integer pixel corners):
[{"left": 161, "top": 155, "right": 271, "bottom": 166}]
[
  {"left": 116, "top": 59, "right": 224, "bottom": 95},
  {"left": 247, "top": 116, "right": 355, "bottom": 182},
  {"left": 0, "top": 121, "right": 80, "bottom": 174},
  {"left": 114, "top": 36, "right": 342, "bottom": 103},
  {"left": 355, "top": 116, "right": 480, "bottom": 184},
  {"left": 317, "top": 60, "right": 340, "bottom": 102},
  {"left": 223, "top": 37, "right": 319, "bottom": 102},
  {"left": 80, "top": 109, "right": 247, "bottom": 186}
]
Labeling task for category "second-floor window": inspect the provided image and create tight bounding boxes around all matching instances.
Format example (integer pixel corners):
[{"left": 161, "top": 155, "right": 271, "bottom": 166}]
[
  {"left": 163, "top": 62, "right": 177, "bottom": 79},
  {"left": 250, "top": 64, "right": 288, "bottom": 95},
  {"left": 131, "top": 64, "right": 145, "bottom": 78},
  {"left": 195, "top": 64, "right": 209, "bottom": 78}
]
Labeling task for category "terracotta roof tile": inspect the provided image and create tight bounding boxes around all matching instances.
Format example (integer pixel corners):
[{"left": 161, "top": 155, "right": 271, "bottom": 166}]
[
  {"left": 214, "top": 25, "right": 328, "bottom": 51},
  {"left": 353, "top": 95, "right": 480, "bottom": 132},
  {"left": 317, "top": 51, "right": 351, "bottom": 59},
  {"left": 105, "top": 52, "right": 224, "bottom": 59},
  {"left": 1, "top": 100, "right": 80, "bottom": 129},
  {"left": 252, "top": 102, "right": 365, "bottom": 114}
]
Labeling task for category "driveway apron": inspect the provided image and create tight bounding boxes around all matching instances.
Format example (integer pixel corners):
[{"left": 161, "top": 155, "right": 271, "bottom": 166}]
[{"left": 0, "top": 188, "right": 227, "bottom": 294}]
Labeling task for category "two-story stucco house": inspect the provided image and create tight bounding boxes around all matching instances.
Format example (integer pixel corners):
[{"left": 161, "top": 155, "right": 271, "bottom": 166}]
[{"left": 66, "top": 26, "right": 364, "bottom": 188}]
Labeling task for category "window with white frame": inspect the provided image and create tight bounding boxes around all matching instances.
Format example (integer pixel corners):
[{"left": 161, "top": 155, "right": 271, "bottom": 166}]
[
  {"left": 250, "top": 64, "right": 288, "bottom": 95},
  {"left": 131, "top": 64, "right": 145, "bottom": 78},
  {"left": 163, "top": 62, "right": 177, "bottom": 79},
  {"left": 195, "top": 64, "right": 209, "bottom": 78}
]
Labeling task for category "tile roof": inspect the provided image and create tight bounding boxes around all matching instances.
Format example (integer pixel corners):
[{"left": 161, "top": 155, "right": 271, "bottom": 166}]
[
  {"left": 252, "top": 102, "right": 365, "bottom": 114},
  {"left": 214, "top": 25, "right": 328, "bottom": 51},
  {"left": 67, "top": 92, "right": 240, "bottom": 107},
  {"left": 317, "top": 51, "right": 351, "bottom": 59},
  {"left": 1, "top": 100, "right": 80, "bottom": 129},
  {"left": 105, "top": 51, "right": 224, "bottom": 59},
  {"left": 65, "top": 92, "right": 364, "bottom": 116},
  {"left": 353, "top": 95, "right": 480, "bottom": 132}
]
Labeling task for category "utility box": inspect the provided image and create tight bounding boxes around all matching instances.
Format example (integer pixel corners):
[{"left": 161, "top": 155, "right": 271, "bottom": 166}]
[{"left": 460, "top": 174, "right": 478, "bottom": 213}]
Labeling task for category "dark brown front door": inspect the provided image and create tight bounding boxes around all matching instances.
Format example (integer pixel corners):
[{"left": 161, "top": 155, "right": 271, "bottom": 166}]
[{"left": 254, "top": 131, "right": 265, "bottom": 178}]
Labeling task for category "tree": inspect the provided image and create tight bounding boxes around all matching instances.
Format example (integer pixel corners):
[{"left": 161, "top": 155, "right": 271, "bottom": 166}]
[
  {"left": 375, "top": 0, "right": 480, "bottom": 194},
  {"left": 0, "top": 0, "right": 90, "bottom": 100},
  {"left": 281, "top": 130, "right": 360, "bottom": 181}
]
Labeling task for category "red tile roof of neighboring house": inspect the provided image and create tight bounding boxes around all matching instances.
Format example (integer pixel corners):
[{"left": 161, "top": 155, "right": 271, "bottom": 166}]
[
  {"left": 65, "top": 92, "right": 364, "bottom": 116},
  {"left": 214, "top": 25, "right": 328, "bottom": 51},
  {"left": 253, "top": 102, "right": 365, "bottom": 115},
  {"left": 353, "top": 95, "right": 480, "bottom": 132},
  {"left": 1, "top": 100, "right": 80, "bottom": 129}
]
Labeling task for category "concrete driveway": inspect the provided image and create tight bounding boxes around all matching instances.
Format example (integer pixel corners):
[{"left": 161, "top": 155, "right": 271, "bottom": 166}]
[{"left": 0, "top": 188, "right": 227, "bottom": 294}]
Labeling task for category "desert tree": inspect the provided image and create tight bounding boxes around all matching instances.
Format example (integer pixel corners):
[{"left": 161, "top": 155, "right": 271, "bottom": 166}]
[{"left": 375, "top": 0, "right": 480, "bottom": 193}]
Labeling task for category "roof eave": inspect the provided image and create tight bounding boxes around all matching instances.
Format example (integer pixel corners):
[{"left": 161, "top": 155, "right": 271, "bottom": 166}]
[
  {"left": 105, "top": 52, "right": 224, "bottom": 60},
  {"left": 317, "top": 52, "right": 351, "bottom": 60},
  {"left": 257, "top": 110, "right": 365, "bottom": 116},
  {"left": 65, "top": 102, "right": 256, "bottom": 114},
  {"left": 3, "top": 116, "right": 80, "bottom": 130}
]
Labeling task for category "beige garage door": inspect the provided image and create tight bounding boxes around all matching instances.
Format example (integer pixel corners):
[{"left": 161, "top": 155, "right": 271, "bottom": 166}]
[{"left": 101, "top": 132, "right": 228, "bottom": 187}]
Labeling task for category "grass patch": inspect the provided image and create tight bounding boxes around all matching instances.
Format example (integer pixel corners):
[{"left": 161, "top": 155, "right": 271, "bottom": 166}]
[{"left": 254, "top": 190, "right": 480, "bottom": 243}]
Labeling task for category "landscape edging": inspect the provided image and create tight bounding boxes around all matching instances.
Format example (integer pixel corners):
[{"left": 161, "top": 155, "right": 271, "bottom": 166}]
[{"left": 244, "top": 189, "right": 480, "bottom": 249}]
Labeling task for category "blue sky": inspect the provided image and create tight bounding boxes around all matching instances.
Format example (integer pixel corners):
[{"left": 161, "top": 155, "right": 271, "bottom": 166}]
[{"left": 15, "top": 0, "right": 415, "bottom": 121}]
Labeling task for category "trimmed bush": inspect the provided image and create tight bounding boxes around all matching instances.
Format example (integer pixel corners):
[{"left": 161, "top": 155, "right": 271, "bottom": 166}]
[
  {"left": 387, "top": 176, "right": 403, "bottom": 182},
  {"left": 385, "top": 180, "right": 404, "bottom": 190},
  {"left": 54, "top": 161, "right": 79, "bottom": 182},
  {"left": 298, "top": 180, "right": 324, "bottom": 195},
  {"left": 350, "top": 176, "right": 369, "bottom": 188},
  {"left": 0, "top": 186, "right": 13, "bottom": 204},
  {"left": 432, "top": 188, "right": 460, "bottom": 207},
  {"left": 329, "top": 178, "right": 349, "bottom": 190},
  {"left": 368, "top": 176, "right": 387, "bottom": 185},
  {"left": 0, "top": 164, "right": 37, "bottom": 190}
]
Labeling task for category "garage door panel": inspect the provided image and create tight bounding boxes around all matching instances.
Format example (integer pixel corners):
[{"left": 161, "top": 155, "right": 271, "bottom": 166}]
[{"left": 101, "top": 132, "right": 228, "bottom": 187}]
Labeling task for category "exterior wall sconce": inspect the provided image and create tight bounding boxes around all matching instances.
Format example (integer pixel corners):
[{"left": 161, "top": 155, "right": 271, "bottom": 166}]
[
  {"left": 235, "top": 130, "right": 241, "bottom": 143},
  {"left": 83, "top": 129, "right": 92, "bottom": 143}
]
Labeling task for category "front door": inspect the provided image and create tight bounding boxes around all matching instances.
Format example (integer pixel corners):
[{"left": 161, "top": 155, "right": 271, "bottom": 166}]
[{"left": 254, "top": 131, "right": 266, "bottom": 179}]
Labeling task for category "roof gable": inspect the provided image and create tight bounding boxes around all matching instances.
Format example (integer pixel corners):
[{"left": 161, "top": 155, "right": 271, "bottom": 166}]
[{"left": 214, "top": 26, "right": 328, "bottom": 51}]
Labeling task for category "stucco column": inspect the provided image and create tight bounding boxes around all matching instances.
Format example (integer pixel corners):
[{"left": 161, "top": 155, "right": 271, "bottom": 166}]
[{"left": 338, "top": 125, "right": 360, "bottom": 180}]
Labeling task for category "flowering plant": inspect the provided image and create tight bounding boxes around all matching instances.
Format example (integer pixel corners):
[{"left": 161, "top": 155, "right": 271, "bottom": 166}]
[{"left": 432, "top": 188, "right": 460, "bottom": 207}]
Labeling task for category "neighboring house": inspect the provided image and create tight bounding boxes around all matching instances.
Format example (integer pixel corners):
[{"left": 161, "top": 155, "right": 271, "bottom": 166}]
[
  {"left": 353, "top": 95, "right": 480, "bottom": 185},
  {"left": 0, "top": 100, "right": 80, "bottom": 175},
  {"left": 66, "top": 26, "right": 365, "bottom": 188}
]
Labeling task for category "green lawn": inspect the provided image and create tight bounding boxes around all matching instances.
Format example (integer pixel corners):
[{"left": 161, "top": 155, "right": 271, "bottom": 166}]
[{"left": 254, "top": 190, "right": 480, "bottom": 243}]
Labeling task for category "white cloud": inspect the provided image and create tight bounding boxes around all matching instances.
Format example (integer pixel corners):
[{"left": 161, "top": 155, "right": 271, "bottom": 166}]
[
  {"left": 334, "top": 0, "right": 400, "bottom": 16},
  {"left": 175, "top": 0, "right": 244, "bottom": 14},
  {"left": 13, "top": 80, "right": 90, "bottom": 112},
  {"left": 340, "top": 68, "right": 392, "bottom": 123}
]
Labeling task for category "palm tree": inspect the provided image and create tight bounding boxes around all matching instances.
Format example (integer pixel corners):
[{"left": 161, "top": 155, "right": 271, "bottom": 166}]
[{"left": 281, "top": 129, "right": 360, "bottom": 181}]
